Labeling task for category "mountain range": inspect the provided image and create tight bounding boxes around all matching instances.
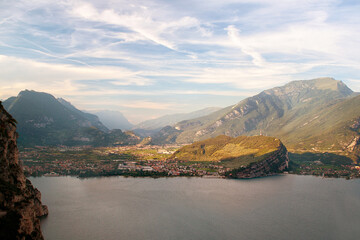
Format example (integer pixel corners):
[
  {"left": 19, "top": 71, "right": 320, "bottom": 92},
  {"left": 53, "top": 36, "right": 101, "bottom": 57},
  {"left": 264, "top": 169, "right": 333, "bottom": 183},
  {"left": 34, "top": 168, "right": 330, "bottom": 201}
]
[
  {"left": 133, "top": 107, "right": 221, "bottom": 132},
  {"left": 2, "top": 77, "right": 359, "bottom": 162},
  {"left": 152, "top": 78, "right": 360, "bottom": 161},
  {"left": 2, "top": 90, "right": 139, "bottom": 147},
  {"left": 92, "top": 110, "right": 134, "bottom": 130}
]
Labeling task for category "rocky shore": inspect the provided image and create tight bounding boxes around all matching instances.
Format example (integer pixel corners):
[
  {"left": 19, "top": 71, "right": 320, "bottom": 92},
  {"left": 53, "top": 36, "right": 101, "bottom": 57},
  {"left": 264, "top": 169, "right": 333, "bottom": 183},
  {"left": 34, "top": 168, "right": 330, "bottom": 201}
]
[
  {"left": 172, "top": 135, "right": 290, "bottom": 179},
  {"left": 226, "top": 142, "right": 289, "bottom": 178}
]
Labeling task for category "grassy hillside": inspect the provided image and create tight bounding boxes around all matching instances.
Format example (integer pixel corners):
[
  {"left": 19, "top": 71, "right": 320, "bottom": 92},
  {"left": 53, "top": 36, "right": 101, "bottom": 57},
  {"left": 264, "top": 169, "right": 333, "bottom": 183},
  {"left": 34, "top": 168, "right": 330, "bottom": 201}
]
[{"left": 171, "top": 135, "right": 284, "bottom": 168}]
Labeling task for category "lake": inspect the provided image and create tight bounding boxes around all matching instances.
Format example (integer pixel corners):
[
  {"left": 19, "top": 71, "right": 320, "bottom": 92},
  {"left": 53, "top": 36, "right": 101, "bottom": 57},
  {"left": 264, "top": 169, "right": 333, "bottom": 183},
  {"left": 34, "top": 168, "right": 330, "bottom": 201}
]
[{"left": 30, "top": 175, "right": 360, "bottom": 240}]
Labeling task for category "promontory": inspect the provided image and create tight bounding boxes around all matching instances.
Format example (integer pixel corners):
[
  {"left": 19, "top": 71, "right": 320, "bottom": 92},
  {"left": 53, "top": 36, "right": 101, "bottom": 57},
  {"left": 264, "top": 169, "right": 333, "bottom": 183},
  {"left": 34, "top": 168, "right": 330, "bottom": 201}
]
[{"left": 171, "top": 135, "right": 289, "bottom": 178}]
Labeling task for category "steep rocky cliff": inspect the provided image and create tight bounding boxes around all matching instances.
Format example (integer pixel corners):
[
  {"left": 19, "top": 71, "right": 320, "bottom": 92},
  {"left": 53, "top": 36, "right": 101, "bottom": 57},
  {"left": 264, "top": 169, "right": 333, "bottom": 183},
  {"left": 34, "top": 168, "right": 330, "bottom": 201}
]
[
  {"left": 225, "top": 142, "right": 289, "bottom": 178},
  {"left": 171, "top": 135, "right": 289, "bottom": 178},
  {"left": 0, "top": 102, "right": 48, "bottom": 240}
]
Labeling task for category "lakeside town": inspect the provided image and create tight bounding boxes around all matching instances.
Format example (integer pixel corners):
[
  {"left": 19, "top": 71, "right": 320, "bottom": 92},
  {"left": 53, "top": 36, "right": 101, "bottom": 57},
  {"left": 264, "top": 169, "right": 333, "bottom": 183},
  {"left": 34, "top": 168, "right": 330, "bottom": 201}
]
[
  {"left": 20, "top": 145, "right": 229, "bottom": 178},
  {"left": 20, "top": 145, "right": 360, "bottom": 179}
]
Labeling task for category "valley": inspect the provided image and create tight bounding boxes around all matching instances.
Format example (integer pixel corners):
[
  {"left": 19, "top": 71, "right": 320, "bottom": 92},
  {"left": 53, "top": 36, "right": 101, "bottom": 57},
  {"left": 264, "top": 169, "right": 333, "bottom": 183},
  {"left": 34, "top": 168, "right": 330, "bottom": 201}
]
[
  {"left": 20, "top": 145, "right": 360, "bottom": 179},
  {"left": 2, "top": 77, "right": 359, "bottom": 180},
  {"left": 20, "top": 145, "right": 228, "bottom": 178},
  {"left": 2, "top": 1, "right": 360, "bottom": 239},
  {"left": 150, "top": 78, "right": 360, "bottom": 163}
]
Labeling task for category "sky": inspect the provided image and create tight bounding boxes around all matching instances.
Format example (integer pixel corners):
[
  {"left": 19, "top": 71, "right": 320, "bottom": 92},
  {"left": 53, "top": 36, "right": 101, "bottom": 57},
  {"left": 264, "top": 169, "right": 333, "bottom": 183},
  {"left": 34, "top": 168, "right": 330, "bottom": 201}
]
[{"left": 0, "top": 0, "right": 360, "bottom": 124}]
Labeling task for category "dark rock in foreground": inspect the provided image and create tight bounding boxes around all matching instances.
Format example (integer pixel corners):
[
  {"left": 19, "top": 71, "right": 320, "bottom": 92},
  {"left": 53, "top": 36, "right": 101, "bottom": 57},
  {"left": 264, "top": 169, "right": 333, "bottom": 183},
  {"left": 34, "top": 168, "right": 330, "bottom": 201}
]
[{"left": 0, "top": 102, "right": 48, "bottom": 240}]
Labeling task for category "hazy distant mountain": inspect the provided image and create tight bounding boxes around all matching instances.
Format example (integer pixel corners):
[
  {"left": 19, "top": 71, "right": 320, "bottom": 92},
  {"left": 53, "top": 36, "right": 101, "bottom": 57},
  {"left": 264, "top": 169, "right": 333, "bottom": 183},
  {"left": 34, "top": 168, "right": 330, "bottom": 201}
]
[
  {"left": 92, "top": 110, "right": 133, "bottom": 130},
  {"left": 152, "top": 78, "right": 360, "bottom": 161},
  {"left": 149, "top": 126, "right": 183, "bottom": 145},
  {"left": 3, "top": 90, "right": 139, "bottom": 147},
  {"left": 133, "top": 107, "right": 221, "bottom": 131},
  {"left": 57, "top": 98, "right": 108, "bottom": 132}
]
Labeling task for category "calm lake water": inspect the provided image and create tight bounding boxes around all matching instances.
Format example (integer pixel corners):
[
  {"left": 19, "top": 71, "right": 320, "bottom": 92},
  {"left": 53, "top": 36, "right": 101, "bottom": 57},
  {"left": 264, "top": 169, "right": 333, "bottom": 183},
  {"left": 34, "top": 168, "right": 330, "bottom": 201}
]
[{"left": 30, "top": 175, "right": 360, "bottom": 240}]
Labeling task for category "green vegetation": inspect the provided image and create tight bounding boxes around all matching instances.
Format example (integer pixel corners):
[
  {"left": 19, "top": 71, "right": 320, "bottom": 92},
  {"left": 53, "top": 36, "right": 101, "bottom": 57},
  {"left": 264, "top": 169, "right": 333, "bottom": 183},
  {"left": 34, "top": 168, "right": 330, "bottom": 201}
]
[
  {"left": 20, "top": 145, "right": 179, "bottom": 177},
  {"left": 20, "top": 145, "right": 360, "bottom": 179},
  {"left": 120, "top": 148, "right": 171, "bottom": 161},
  {"left": 3, "top": 90, "right": 140, "bottom": 147},
  {"left": 22, "top": 148, "right": 136, "bottom": 163},
  {"left": 153, "top": 78, "right": 360, "bottom": 163},
  {"left": 220, "top": 151, "right": 275, "bottom": 169},
  {"left": 171, "top": 135, "right": 282, "bottom": 169},
  {"left": 288, "top": 152, "right": 359, "bottom": 179},
  {"left": 20, "top": 145, "right": 229, "bottom": 178},
  {"left": 289, "top": 152, "right": 353, "bottom": 166}
]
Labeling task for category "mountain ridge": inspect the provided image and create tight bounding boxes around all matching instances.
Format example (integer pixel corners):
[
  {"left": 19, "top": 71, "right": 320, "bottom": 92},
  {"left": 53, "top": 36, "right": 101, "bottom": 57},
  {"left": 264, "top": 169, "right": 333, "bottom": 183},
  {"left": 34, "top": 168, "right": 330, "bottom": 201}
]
[
  {"left": 92, "top": 110, "right": 133, "bottom": 130},
  {"left": 153, "top": 77, "right": 360, "bottom": 162},
  {"left": 57, "top": 98, "right": 108, "bottom": 132},
  {"left": 133, "top": 107, "right": 222, "bottom": 132},
  {"left": 3, "top": 90, "right": 139, "bottom": 147}
]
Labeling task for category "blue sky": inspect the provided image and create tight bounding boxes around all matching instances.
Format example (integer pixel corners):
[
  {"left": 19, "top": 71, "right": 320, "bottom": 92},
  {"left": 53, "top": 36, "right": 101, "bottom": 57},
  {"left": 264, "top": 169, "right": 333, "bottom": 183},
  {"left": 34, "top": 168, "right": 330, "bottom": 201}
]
[{"left": 1, "top": 0, "right": 360, "bottom": 123}]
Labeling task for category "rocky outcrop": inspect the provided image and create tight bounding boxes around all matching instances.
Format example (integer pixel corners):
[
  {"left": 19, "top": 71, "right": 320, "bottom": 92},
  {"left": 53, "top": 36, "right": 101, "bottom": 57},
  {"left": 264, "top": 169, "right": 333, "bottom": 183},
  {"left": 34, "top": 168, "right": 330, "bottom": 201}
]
[
  {"left": 226, "top": 143, "right": 289, "bottom": 179},
  {"left": 0, "top": 102, "right": 48, "bottom": 240},
  {"left": 171, "top": 135, "right": 289, "bottom": 178}
]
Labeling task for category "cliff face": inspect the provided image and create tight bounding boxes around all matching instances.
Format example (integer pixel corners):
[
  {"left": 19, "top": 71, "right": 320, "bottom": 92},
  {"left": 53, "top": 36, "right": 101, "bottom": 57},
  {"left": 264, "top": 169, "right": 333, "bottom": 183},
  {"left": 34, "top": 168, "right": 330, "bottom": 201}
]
[
  {"left": 171, "top": 135, "right": 289, "bottom": 178},
  {"left": 226, "top": 143, "right": 289, "bottom": 179},
  {"left": 0, "top": 102, "right": 48, "bottom": 240}
]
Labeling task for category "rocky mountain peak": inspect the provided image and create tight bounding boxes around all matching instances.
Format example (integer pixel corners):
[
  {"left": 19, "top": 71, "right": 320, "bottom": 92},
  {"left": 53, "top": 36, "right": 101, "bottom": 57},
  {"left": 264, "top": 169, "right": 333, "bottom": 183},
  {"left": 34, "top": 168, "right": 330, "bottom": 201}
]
[
  {"left": 2, "top": 90, "right": 114, "bottom": 146},
  {"left": 18, "top": 89, "right": 55, "bottom": 101},
  {"left": 263, "top": 77, "right": 353, "bottom": 98}
]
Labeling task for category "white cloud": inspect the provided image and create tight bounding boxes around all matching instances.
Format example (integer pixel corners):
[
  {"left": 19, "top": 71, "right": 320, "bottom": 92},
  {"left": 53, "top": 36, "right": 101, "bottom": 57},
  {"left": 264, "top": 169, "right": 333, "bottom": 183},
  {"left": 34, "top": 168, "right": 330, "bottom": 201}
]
[
  {"left": 119, "top": 101, "right": 174, "bottom": 110},
  {"left": 186, "top": 66, "right": 294, "bottom": 90},
  {"left": 225, "top": 25, "right": 265, "bottom": 66},
  {"left": 1, "top": 0, "right": 360, "bottom": 121},
  {"left": 169, "top": 89, "right": 257, "bottom": 97},
  {"left": 69, "top": 1, "right": 206, "bottom": 51},
  {"left": 0, "top": 55, "right": 150, "bottom": 99}
]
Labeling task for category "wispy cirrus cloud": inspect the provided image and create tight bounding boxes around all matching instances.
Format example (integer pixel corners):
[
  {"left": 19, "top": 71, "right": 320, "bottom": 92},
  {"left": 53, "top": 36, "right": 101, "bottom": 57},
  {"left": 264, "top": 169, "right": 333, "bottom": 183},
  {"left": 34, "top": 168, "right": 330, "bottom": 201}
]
[
  {"left": 0, "top": 55, "right": 150, "bottom": 98},
  {"left": 1, "top": 0, "right": 360, "bottom": 120},
  {"left": 69, "top": 0, "right": 207, "bottom": 51}
]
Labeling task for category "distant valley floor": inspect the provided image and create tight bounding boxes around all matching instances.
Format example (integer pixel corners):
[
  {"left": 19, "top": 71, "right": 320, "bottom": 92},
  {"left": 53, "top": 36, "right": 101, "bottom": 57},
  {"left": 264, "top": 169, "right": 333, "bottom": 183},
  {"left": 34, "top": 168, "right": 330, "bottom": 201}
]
[{"left": 21, "top": 145, "right": 360, "bottom": 179}]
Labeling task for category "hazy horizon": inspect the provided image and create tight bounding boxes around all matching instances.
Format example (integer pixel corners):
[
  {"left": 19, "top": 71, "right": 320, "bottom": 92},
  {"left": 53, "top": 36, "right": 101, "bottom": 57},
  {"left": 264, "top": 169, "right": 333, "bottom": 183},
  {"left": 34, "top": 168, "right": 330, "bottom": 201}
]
[
  {"left": 0, "top": 76, "right": 357, "bottom": 125},
  {"left": 1, "top": 0, "right": 360, "bottom": 123}
]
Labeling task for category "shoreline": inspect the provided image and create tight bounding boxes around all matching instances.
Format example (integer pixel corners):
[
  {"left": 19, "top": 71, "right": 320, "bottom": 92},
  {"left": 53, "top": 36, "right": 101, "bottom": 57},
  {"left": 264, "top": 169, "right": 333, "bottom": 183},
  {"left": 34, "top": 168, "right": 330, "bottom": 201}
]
[{"left": 28, "top": 172, "right": 360, "bottom": 180}]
